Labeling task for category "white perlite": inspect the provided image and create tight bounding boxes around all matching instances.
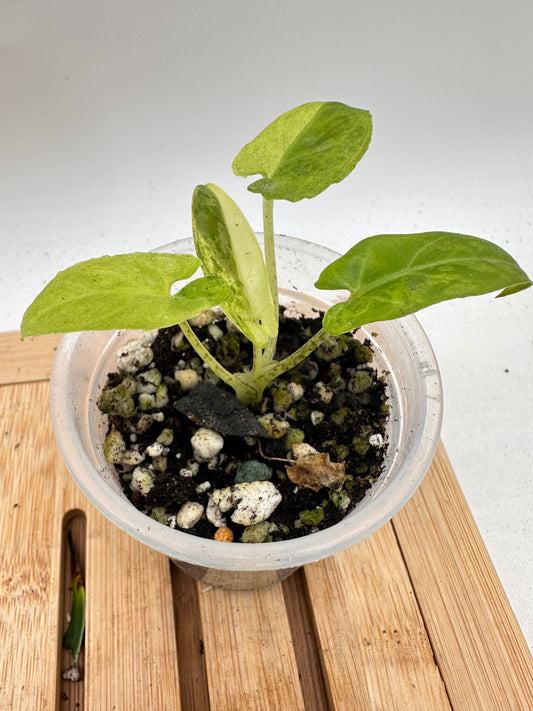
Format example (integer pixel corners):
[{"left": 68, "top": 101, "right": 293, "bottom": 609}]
[
  {"left": 291, "top": 442, "right": 318, "bottom": 459},
  {"left": 191, "top": 428, "right": 224, "bottom": 462},
  {"left": 174, "top": 368, "right": 199, "bottom": 391},
  {"left": 116, "top": 333, "right": 154, "bottom": 374},
  {"left": 207, "top": 481, "right": 282, "bottom": 527},
  {"left": 145, "top": 442, "right": 167, "bottom": 457},
  {"left": 369, "top": 433, "right": 384, "bottom": 447},
  {"left": 130, "top": 466, "right": 155, "bottom": 495},
  {"left": 176, "top": 501, "right": 204, "bottom": 529},
  {"left": 287, "top": 381, "right": 305, "bottom": 401}
]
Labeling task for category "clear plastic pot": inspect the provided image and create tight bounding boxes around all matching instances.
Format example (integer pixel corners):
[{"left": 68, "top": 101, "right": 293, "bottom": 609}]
[{"left": 49, "top": 235, "right": 442, "bottom": 589}]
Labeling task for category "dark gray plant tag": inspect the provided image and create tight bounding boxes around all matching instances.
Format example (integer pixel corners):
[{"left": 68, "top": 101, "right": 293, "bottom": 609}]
[{"left": 175, "top": 381, "right": 267, "bottom": 437}]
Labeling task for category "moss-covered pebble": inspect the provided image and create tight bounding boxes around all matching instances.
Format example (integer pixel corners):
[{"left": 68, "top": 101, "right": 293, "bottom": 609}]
[
  {"left": 284, "top": 428, "right": 305, "bottom": 450},
  {"left": 240, "top": 520, "right": 271, "bottom": 543},
  {"left": 97, "top": 378, "right": 137, "bottom": 417},
  {"left": 103, "top": 430, "right": 126, "bottom": 463},
  {"left": 258, "top": 413, "right": 290, "bottom": 439},
  {"left": 130, "top": 466, "right": 155, "bottom": 495}
]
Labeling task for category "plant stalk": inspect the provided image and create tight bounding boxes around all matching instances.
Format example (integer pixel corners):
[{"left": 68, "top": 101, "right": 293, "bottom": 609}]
[
  {"left": 178, "top": 320, "right": 257, "bottom": 402},
  {"left": 263, "top": 196, "right": 278, "bottom": 316},
  {"left": 235, "top": 326, "right": 332, "bottom": 404},
  {"left": 262, "top": 197, "right": 278, "bottom": 364}
]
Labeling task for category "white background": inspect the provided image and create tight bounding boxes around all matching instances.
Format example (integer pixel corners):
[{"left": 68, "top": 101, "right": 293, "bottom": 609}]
[{"left": 2, "top": 0, "right": 532, "bottom": 649}]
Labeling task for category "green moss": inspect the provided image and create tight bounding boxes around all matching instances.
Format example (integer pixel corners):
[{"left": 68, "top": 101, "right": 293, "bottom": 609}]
[
  {"left": 272, "top": 388, "right": 293, "bottom": 412},
  {"left": 298, "top": 508, "right": 325, "bottom": 526},
  {"left": 331, "top": 407, "right": 351, "bottom": 426},
  {"left": 334, "top": 444, "right": 350, "bottom": 461},
  {"left": 103, "top": 430, "right": 126, "bottom": 463},
  {"left": 353, "top": 339, "right": 373, "bottom": 364},
  {"left": 287, "top": 401, "right": 311, "bottom": 421},
  {"left": 352, "top": 436, "right": 370, "bottom": 456},
  {"left": 349, "top": 370, "right": 373, "bottom": 393},
  {"left": 329, "top": 489, "right": 351, "bottom": 511}
]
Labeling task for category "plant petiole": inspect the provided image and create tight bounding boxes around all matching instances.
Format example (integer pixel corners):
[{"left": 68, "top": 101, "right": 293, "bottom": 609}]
[{"left": 262, "top": 196, "right": 278, "bottom": 362}]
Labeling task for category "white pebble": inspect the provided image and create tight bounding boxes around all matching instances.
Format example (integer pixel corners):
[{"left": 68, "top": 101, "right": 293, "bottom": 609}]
[
  {"left": 310, "top": 410, "right": 325, "bottom": 425},
  {"left": 116, "top": 336, "right": 154, "bottom": 374},
  {"left": 145, "top": 442, "right": 167, "bottom": 457},
  {"left": 207, "top": 323, "right": 224, "bottom": 340},
  {"left": 210, "top": 481, "right": 282, "bottom": 527},
  {"left": 191, "top": 428, "right": 224, "bottom": 462},
  {"left": 61, "top": 665, "right": 81, "bottom": 682},
  {"left": 130, "top": 466, "right": 155, "bottom": 495},
  {"left": 180, "top": 461, "right": 199, "bottom": 478},
  {"left": 292, "top": 442, "right": 318, "bottom": 459},
  {"left": 176, "top": 501, "right": 204, "bottom": 529},
  {"left": 287, "top": 382, "right": 305, "bottom": 401},
  {"left": 206, "top": 496, "right": 227, "bottom": 528},
  {"left": 188, "top": 309, "right": 216, "bottom": 327},
  {"left": 313, "top": 381, "right": 333, "bottom": 405},
  {"left": 174, "top": 368, "right": 199, "bottom": 391}
]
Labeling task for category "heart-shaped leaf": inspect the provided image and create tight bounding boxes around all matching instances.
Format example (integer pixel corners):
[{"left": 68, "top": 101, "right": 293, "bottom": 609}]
[
  {"left": 21, "top": 252, "right": 231, "bottom": 336},
  {"left": 316, "top": 232, "right": 532, "bottom": 335},
  {"left": 192, "top": 183, "right": 278, "bottom": 346},
  {"left": 232, "top": 101, "right": 372, "bottom": 202}
]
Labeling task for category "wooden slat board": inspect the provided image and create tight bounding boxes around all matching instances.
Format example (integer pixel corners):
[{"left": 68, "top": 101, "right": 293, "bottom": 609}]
[{"left": 1, "top": 330, "right": 532, "bottom": 711}]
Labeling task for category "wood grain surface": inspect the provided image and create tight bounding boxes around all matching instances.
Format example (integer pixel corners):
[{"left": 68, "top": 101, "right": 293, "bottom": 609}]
[{"left": 1, "top": 330, "right": 532, "bottom": 711}]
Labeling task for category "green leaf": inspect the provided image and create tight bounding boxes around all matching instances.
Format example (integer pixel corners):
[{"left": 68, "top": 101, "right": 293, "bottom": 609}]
[
  {"left": 63, "top": 573, "right": 85, "bottom": 663},
  {"left": 232, "top": 101, "right": 372, "bottom": 202},
  {"left": 315, "top": 232, "right": 532, "bottom": 335},
  {"left": 21, "top": 252, "right": 231, "bottom": 336},
  {"left": 192, "top": 183, "right": 278, "bottom": 347},
  {"left": 62, "top": 530, "right": 85, "bottom": 663}
]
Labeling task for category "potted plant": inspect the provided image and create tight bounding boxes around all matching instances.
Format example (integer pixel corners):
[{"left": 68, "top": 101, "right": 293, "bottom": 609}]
[{"left": 22, "top": 101, "right": 531, "bottom": 589}]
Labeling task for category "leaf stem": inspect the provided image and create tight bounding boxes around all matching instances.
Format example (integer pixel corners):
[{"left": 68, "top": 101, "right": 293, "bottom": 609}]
[
  {"left": 237, "top": 327, "right": 331, "bottom": 403},
  {"left": 263, "top": 197, "right": 278, "bottom": 314},
  {"left": 261, "top": 327, "right": 331, "bottom": 382},
  {"left": 262, "top": 196, "right": 278, "bottom": 362}
]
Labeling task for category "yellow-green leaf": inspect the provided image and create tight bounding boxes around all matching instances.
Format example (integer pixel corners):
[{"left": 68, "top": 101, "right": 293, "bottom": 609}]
[
  {"left": 192, "top": 183, "right": 278, "bottom": 346},
  {"left": 316, "top": 232, "right": 532, "bottom": 335},
  {"left": 232, "top": 101, "right": 372, "bottom": 202},
  {"left": 21, "top": 252, "right": 231, "bottom": 336}
]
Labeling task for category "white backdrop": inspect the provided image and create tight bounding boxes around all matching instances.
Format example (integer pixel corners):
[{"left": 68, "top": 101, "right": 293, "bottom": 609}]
[{"left": 2, "top": 0, "right": 532, "bottom": 649}]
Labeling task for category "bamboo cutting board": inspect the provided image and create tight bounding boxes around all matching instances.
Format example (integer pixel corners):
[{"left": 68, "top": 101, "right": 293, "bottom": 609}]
[{"left": 1, "top": 330, "right": 532, "bottom": 711}]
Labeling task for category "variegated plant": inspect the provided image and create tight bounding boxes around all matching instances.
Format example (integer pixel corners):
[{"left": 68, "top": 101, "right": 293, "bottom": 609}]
[{"left": 22, "top": 101, "right": 532, "bottom": 404}]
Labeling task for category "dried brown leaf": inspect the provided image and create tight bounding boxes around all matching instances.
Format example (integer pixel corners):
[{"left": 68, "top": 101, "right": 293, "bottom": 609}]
[{"left": 286, "top": 452, "right": 345, "bottom": 492}]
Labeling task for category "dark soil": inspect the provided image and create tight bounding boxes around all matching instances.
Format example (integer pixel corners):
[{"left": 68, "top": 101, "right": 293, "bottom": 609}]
[{"left": 99, "top": 308, "right": 390, "bottom": 543}]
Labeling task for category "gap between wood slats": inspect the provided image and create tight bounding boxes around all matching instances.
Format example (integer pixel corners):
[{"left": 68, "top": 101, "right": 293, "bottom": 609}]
[
  {"left": 303, "top": 521, "right": 452, "bottom": 711},
  {"left": 281, "top": 568, "right": 333, "bottom": 711},
  {"left": 57, "top": 510, "right": 86, "bottom": 711},
  {"left": 170, "top": 562, "right": 211, "bottom": 711}
]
